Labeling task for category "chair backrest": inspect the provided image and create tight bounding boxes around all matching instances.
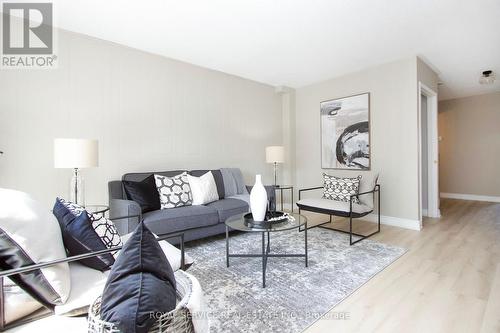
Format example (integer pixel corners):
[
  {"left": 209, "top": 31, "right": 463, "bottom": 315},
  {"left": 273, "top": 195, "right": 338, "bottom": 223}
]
[{"left": 358, "top": 173, "right": 379, "bottom": 208}]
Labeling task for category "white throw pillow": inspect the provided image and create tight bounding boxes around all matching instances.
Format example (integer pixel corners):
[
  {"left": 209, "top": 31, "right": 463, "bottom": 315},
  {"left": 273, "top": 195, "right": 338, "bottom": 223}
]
[
  {"left": 0, "top": 188, "right": 71, "bottom": 308},
  {"left": 188, "top": 172, "right": 220, "bottom": 205}
]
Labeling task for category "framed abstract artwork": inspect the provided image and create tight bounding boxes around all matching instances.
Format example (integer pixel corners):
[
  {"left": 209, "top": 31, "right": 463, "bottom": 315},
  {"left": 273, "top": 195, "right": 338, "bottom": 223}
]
[{"left": 320, "top": 92, "right": 370, "bottom": 170}]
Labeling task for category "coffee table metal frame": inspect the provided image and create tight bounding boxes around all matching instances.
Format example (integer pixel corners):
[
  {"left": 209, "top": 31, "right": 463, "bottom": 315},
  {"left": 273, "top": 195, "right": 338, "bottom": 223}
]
[{"left": 225, "top": 213, "right": 308, "bottom": 288}]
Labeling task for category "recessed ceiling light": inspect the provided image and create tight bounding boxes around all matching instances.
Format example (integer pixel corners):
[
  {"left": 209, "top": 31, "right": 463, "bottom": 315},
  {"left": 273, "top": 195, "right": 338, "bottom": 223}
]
[{"left": 479, "top": 70, "right": 496, "bottom": 85}]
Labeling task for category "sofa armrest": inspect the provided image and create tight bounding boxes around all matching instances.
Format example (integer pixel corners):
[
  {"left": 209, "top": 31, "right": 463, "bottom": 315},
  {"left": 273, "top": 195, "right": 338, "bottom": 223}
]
[
  {"left": 109, "top": 199, "right": 142, "bottom": 235},
  {"left": 246, "top": 185, "right": 276, "bottom": 211}
]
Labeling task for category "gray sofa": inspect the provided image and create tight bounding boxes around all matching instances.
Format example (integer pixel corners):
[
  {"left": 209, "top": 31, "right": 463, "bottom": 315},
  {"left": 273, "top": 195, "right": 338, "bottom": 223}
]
[{"left": 108, "top": 168, "right": 276, "bottom": 242}]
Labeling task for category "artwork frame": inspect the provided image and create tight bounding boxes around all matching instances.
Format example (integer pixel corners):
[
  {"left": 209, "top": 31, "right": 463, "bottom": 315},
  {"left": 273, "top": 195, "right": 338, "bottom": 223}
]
[{"left": 320, "top": 92, "right": 371, "bottom": 170}]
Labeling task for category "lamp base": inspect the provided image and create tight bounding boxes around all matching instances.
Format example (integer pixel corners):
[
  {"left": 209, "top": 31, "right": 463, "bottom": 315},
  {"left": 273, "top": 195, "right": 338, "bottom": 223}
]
[{"left": 70, "top": 168, "right": 85, "bottom": 206}]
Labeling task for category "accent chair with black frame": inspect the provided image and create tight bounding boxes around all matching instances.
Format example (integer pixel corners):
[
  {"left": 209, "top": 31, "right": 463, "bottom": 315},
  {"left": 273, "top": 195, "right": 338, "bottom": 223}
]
[
  {"left": 0, "top": 214, "right": 188, "bottom": 332},
  {"left": 296, "top": 174, "right": 380, "bottom": 245}
]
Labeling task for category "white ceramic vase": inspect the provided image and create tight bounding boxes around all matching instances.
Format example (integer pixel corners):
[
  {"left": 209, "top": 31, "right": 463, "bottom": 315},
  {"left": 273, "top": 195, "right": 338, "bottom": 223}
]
[{"left": 250, "top": 174, "right": 268, "bottom": 222}]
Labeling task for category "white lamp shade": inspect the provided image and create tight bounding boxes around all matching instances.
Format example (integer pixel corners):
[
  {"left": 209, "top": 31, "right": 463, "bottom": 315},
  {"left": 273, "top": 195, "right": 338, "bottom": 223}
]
[
  {"left": 54, "top": 138, "right": 99, "bottom": 168},
  {"left": 266, "top": 146, "right": 285, "bottom": 164}
]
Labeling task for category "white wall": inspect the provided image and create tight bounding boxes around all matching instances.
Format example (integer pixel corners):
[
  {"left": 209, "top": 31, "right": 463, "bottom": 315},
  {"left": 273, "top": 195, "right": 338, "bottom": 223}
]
[
  {"left": 416, "top": 57, "right": 439, "bottom": 219},
  {"left": 295, "top": 58, "right": 422, "bottom": 226},
  {"left": 420, "top": 94, "right": 428, "bottom": 211},
  {"left": 0, "top": 27, "right": 282, "bottom": 208}
]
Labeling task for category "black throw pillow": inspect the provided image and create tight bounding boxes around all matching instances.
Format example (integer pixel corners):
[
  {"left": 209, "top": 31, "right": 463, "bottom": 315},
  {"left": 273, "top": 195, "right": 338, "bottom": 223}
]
[
  {"left": 53, "top": 199, "right": 115, "bottom": 271},
  {"left": 123, "top": 175, "right": 160, "bottom": 213},
  {"left": 100, "top": 222, "right": 176, "bottom": 333}
]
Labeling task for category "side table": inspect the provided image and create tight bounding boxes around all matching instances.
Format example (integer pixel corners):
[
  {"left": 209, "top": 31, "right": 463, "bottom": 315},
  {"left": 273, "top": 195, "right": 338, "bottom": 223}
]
[
  {"left": 275, "top": 185, "right": 293, "bottom": 212},
  {"left": 85, "top": 204, "right": 110, "bottom": 217}
]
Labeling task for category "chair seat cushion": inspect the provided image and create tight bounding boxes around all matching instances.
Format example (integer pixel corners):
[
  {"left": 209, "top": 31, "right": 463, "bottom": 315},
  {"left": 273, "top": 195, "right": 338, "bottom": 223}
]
[
  {"left": 297, "top": 198, "right": 373, "bottom": 215},
  {"left": 206, "top": 198, "right": 249, "bottom": 222},
  {"left": 54, "top": 235, "right": 193, "bottom": 317},
  {"left": 143, "top": 205, "right": 219, "bottom": 234},
  {"left": 55, "top": 262, "right": 109, "bottom": 316}
]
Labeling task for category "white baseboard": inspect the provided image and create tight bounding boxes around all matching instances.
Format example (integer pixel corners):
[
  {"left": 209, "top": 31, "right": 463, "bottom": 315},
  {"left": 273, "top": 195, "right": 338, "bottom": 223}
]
[
  {"left": 421, "top": 208, "right": 441, "bottom": 218},
  {"left": 440, "top": 192, "right": 500, "bottom": 203},
  {"left": 362, "top": 213, "right": 422, "bottom": 231}
]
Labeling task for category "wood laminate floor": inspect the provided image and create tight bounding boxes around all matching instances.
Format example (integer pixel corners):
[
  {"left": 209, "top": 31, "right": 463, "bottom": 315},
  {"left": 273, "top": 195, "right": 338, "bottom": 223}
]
[{"left": 302, "top": 199, "right": 500, "bottom": 333}]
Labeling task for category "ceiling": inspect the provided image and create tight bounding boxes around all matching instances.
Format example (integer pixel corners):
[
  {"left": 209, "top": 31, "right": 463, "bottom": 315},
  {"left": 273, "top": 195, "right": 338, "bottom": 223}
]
[{"left": 8, "top": 0, "right": 500, "bottom": 100}]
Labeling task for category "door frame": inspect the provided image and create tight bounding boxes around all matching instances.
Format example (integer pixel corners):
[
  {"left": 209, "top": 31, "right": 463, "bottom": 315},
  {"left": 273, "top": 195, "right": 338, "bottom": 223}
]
[{"left": 418, "top": 82, "right": 440, "bottom": 221}]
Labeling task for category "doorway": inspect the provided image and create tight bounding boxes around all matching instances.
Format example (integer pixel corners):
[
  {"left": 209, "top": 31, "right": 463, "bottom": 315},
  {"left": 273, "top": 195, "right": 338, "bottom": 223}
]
[{"left": 419, "top": 82, "right": 440, "bottom": 221}]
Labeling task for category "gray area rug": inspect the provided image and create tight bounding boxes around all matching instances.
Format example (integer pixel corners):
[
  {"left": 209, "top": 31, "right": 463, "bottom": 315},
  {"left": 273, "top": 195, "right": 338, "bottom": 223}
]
[{"left": 185, "top": 228, "right": 406, "bottom": 333}]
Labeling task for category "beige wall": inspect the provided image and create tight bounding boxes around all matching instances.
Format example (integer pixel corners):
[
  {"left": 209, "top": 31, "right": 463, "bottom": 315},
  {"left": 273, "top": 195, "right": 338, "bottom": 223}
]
[
  {"left": 295, "top": 58, "right": 421, "bottom": 224},
  {"left": 439, "top": 92, "right": 500, "bottom": 197},
  {"left": 0, "top": 27, "right": 282, "bottom": 208}
]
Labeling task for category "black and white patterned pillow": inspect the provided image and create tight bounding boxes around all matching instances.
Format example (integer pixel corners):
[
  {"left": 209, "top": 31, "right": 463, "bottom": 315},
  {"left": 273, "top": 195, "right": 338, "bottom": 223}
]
[
  {"left": 58, "top": 198, "right": 122, "bottom": 258},
  {"left": 322, "top": 174, "right": 362, "bottom": 204},
  {"left": 154, "top": 172, "right": 193, "bottom": 209}
]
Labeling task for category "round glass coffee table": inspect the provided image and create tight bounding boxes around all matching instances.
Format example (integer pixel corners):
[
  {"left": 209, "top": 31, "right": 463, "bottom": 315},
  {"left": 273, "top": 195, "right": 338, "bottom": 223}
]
[{"left": 225, "top": 212, "right": 308, "bottom": 288}]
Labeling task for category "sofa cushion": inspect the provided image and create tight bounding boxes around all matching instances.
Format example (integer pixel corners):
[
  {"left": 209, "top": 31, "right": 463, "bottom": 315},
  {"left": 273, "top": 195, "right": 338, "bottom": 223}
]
[
  {"left": 227, "top": 194, "right": 250, "bottom": 207},
  {"left": 297, "top": 198, "right": 373, "bottom": 215},
  {"left": 142, "top": 205, "right": 219, "bottom": 234},
  {"left": 206, "top": 198, "right": 249, "bottom": 222}
]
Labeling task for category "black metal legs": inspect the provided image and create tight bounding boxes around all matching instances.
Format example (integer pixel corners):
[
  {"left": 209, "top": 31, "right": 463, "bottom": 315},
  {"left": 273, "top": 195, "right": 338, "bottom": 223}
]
[
  {"left": 277, "top": 187, "right": 294, "bottom": 212},
  {"left": 304, "top": 219, "right": 308, "bottom": 267},
  {"left": 262, "top": 232, "right": 267, "bottom": 288},
  {"left": 225, "top": 227, "right": 308, "bottom": 288},
  {"left": 297, "top": 189, "right": 381, "bottom": 245},
  {"left": 298, "top": 208, "right": 331, "bottom": 232},
  {"left": 226, "top": 226, "right": 230, "bottom": 268}
]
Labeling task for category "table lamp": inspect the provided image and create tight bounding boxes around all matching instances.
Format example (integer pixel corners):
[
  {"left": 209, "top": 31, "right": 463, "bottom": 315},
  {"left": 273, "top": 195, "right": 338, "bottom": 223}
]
[
  {"left": 265, "top": 146, "right": 284, "bottom": 188},
  {"left": 54, "top": 138, "right": 99, "bottom": 206}
]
